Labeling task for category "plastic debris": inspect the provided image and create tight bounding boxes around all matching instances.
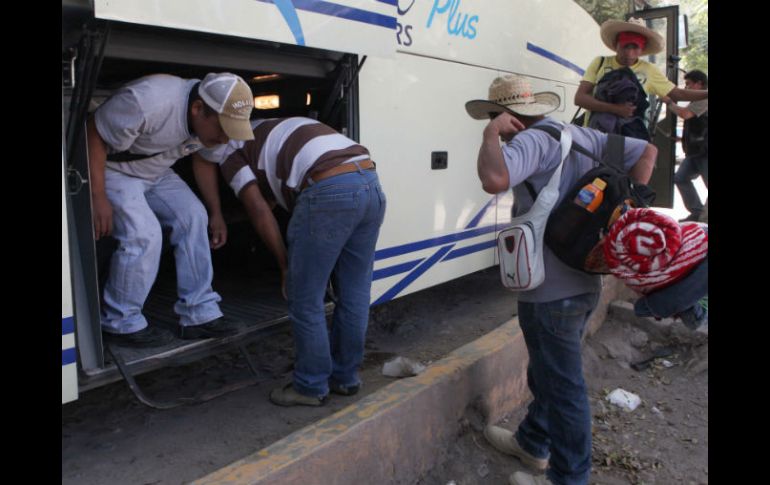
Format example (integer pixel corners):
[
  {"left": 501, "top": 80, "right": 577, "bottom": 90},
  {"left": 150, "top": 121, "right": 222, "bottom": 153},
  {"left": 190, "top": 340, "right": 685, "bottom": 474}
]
[
  {"left": 382, "top": 356, "right": 426, "bottom": 377},
  {"left": 606, "top": 388, "right": 641, "bottom": 412},
  {"left": 661, "top": 359, "right": 674, "bottom": 368},
  {"left": 651, "top": 406, "right": 665, "bottom": 419}
]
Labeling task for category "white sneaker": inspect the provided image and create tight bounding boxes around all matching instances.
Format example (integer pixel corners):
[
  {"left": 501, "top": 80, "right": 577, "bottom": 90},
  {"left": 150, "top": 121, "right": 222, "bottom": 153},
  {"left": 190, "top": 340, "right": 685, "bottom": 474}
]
[
  {"left": 483, "top": 425, "right": 549, "bottom": 472},
  {"left": 509, "top": 471, "right": 553, "bottom": 485}
]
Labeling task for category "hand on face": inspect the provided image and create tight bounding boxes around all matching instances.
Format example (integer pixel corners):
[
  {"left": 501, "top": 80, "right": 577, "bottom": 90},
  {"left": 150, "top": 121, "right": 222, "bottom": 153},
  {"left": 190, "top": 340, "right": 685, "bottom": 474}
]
[{"left": 485, "top": 112, "right": 526, "bottom": 142}]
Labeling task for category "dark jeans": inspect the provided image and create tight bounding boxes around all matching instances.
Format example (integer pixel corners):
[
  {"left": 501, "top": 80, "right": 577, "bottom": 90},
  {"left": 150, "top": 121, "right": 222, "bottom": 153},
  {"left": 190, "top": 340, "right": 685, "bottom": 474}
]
[
  {"left": 634, "top": 257, "right": 708, "bottom": 329},
  {"left": 674, "top": 154, "right": 708, "bottom": 216},
  {"left": 516, "top": 292, "right": 600, "bottom": 485}
]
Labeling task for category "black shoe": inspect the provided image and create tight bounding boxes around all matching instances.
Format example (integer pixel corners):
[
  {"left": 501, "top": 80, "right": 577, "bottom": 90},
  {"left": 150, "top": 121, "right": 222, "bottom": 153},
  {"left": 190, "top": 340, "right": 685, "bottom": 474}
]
[
  {"left": 178, "top": 316, "right": 243, "bottom": 340},
  {"left": 678, "top": 213, "right": 702, "bottom": 223},
  {"left": 329, "top": 381, "right": 360, "bottom": 396},
  {"left": 103, "top": 326, "right": 175, "bottom": 348}
]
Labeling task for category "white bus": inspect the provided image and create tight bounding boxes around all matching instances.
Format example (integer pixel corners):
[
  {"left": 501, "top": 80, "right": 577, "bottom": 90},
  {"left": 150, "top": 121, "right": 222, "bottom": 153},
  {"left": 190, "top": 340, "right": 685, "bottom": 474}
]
[{"left": 62, "top": 0, "right": 680, "bottom": 405}]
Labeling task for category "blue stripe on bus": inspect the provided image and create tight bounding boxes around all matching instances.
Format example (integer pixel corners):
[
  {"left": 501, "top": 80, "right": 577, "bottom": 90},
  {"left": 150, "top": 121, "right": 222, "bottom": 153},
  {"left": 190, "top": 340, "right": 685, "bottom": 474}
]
[
  {"left": 375, "top": 0, "right": 397, "bottom": 5},
  {"left": 62, "top": 316, "right": 74, "bottom": 336},
  {"left": 373, "top": 258, "right": 423, "bottom": 281},
  {"left": 375, "top": 225, "right": 497, "bottom": 261},
  {"left": 371, "top": 195, "right": 503, "bottom": 302},
  {"left": 273, "top": 0, "right": 306, "bottom": 45},
  {"left": 526, "top": 42, "right": 585, "bottom": 76},
  {"left": 373, "top": 245, "right": 454, "bottom": 305},
  {"left": 256, "top": 0, "right": 396, "bottom": 29},
  {"left": 374, "top": 240, "right": 496, "bottom": 280},
  {"left": 62, "top": 348, "right": 77, "bottom": 366},
  {"left": 465, "top": 197, "right": 496, "bottom": 229},
  {"left": 442, "top": 239, "right": 497, "bottom": 262}
]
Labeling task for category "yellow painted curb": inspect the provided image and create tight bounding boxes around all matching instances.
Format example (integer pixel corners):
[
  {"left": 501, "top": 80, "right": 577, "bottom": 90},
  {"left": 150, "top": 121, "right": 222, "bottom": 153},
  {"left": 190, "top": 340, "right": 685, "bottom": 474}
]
[{"left": 193, "top": 318, "right": 525, "bottom": 485}]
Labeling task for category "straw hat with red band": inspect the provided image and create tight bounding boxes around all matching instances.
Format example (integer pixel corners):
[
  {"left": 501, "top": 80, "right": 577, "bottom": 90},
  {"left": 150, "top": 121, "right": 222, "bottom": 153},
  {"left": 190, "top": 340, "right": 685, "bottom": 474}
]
[{"left": 600, "top": 17, "right": 664, "bottom": 56}]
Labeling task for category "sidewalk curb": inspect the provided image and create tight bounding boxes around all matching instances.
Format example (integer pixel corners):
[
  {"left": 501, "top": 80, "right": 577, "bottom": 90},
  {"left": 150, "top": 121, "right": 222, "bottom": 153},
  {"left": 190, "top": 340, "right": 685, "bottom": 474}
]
[
  {"left": 192, "top": 278, "right": 630, "bottom": 485},
  {"left": 192, "top": 318, "right": 530, "bottom": 485}
]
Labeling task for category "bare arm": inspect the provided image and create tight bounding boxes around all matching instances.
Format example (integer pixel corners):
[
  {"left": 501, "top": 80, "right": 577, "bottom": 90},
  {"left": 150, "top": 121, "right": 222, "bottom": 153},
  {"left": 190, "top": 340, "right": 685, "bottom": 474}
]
[
  {"left": 667, "top": 87, "right": 708, "bottom": 103},
  {"left": 86, "top": 116, "right": 112, "bottom": 240},
  {"left": 574, "top": 81, "right": 635, "bottom": 118},
  {"left": 192, "top": 153, "right": 227, "bottom": 249},
  {"left": 239, "top": 183, "right": 289, "bottom": 299},
  {"left": 628, "top": 143, "right": 657, "bottom": 185},
  {"left": 476, "top": 113, "right": 525, "bottom": 194},
  {"left": 664, "top": 98, "right": 696, "bottom": 120}
]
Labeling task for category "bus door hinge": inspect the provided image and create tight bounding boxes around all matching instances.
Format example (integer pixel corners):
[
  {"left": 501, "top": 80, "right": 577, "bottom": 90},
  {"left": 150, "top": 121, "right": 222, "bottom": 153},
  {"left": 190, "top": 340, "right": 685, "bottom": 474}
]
[
  {"left": 63, "top": 47, "right": 77, "bottom": 89},
  {"left": 67, "top": 167, "right": 88, "bottom": 196}
]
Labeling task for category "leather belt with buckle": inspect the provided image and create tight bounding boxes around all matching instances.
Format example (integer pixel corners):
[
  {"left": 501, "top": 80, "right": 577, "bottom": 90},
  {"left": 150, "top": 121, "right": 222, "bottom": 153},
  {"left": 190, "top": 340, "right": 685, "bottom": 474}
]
[{"left": 300, "top": 159, "right": 376, "bottom": 190}]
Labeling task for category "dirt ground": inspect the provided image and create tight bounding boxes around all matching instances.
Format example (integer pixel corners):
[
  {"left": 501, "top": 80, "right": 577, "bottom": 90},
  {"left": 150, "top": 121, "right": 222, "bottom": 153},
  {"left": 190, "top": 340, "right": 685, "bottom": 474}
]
[
  {"left": 416, "top": 310, "right": 708, "bottom": 485},
  {"left": 61, "top": 269, "right": 708, "bottom": 485},
  {"left": 61, "top": 268, "right": 515, "bottom": 485}
]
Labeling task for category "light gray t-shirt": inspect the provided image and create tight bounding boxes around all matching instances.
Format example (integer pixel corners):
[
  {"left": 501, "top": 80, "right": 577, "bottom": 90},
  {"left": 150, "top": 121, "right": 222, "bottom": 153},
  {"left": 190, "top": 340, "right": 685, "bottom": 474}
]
[
  {"left": 502, "top": 118, "right": 648, "bottom": 303},
  {"left": 95, "top": 74, "right": 204, "bottom": 180},
  {"left": 687, "top": 99, "right": 708, "bottom": 117}
]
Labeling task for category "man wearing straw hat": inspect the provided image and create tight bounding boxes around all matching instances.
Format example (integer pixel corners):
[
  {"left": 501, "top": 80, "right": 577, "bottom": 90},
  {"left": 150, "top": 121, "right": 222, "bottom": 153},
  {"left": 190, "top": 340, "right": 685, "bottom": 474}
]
[
  {"left": 574, "top": 17, "right": 707, "bottom": 128},
  {"left": 467, "top": 74, "right": 657, "bottom": 485}
]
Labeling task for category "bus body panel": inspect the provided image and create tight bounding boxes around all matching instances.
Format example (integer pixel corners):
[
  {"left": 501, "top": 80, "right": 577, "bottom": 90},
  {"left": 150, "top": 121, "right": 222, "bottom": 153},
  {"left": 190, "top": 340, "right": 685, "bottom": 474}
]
[
  {"left": 63, "top": 0, "right": 610, "bottom": 399},
  {"left": 62, "top": 141, "right": 78, "bottom": 404}
]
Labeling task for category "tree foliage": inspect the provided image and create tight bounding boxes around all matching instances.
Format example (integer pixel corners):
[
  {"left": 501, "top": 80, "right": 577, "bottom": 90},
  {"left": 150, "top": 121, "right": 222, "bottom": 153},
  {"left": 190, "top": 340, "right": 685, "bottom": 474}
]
[
  {"left": 573, "top": 0, "right": 630, "bottom": 26},
  {"left": 572, "top": 0, "right": 707, "bottom": 73},
  {"left": 679, "top": 0, "right": 707, "bottom": 73}
]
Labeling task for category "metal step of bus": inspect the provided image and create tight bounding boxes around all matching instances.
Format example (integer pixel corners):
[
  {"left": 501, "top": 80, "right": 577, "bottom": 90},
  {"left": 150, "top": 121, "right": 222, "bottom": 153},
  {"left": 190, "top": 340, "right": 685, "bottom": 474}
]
[{"left": 77, "top": 272, "right": 309, "bottom": 392}]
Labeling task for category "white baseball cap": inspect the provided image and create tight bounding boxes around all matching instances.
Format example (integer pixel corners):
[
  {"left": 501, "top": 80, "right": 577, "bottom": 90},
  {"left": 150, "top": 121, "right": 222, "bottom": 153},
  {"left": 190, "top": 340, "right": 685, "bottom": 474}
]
[{"left": 199, "top": 73, "right": 255, "bottom": 141}]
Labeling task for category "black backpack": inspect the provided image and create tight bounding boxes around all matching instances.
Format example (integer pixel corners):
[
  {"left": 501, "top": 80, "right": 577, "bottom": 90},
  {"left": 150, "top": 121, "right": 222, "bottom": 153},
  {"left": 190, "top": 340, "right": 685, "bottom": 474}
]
[
  {"left": 683, "top": 113, "right": 708, "bottom": 156},
  {"left": 588, "top": 67, "right": 650, "bottom": 141},
  {"left": 528, "top": 125, "right": 656, "bottom": 274},
  {"left": 571, "top": 57, "right": 606, "bottom": 127}
]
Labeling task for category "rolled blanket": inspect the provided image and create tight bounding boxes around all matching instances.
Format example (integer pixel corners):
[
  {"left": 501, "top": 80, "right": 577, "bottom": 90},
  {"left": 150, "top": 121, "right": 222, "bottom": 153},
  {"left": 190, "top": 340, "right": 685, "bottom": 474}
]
[{"left": 603, "top": 208, "right": 708, "bottom": 294}]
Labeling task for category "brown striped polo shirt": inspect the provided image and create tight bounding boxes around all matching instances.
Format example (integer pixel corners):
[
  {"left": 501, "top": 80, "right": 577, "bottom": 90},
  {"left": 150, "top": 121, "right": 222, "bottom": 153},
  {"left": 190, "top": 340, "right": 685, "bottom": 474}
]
[{"left": 208, "top": 117, "right": 370, "bottom": 211}]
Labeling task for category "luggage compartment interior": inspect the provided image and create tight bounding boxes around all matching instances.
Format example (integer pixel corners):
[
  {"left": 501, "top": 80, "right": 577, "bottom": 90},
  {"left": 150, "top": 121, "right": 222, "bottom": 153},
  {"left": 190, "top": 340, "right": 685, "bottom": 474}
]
[{"left": 64, "top": 18, "right": 356, "bottom": 386}]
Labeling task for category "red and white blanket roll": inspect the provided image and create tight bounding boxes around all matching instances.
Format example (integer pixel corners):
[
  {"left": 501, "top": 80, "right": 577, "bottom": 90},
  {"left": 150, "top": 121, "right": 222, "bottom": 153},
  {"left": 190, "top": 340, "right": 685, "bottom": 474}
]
[{"left": 602, "top": 208, "right": 708, "bottom": 294}]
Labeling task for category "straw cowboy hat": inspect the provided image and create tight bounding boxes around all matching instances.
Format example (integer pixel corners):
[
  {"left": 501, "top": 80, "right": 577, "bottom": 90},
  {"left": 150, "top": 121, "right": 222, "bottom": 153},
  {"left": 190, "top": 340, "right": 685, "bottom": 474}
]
[
  {"left": 465, "top": 74, "right": 560, "bottom": 119},
  {"left": 600, "top": 17, "right": 664, "bottom": 56}
]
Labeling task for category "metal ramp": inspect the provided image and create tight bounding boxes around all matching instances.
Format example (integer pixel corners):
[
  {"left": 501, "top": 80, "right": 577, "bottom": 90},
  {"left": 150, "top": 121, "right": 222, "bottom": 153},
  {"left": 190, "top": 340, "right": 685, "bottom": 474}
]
[{"left": 78, "top": 271, "right": 299, "bottom": 396}]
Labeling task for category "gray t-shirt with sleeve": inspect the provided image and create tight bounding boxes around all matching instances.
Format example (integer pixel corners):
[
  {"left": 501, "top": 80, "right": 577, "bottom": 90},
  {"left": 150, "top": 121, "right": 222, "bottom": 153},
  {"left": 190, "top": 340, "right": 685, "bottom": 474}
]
[
  {"left": 95, "top": 74, "right": 204, "bottom": 180},
  {"left": 501, "top": 118, "right": 648, "bottom": 303},
  {"left": 687, "top": 99, "right": 708, "bottom": 117}
]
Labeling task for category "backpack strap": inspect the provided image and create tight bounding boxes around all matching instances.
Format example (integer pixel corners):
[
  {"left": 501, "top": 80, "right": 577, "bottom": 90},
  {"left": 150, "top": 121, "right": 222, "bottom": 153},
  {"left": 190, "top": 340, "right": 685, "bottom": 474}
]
[
  {"left": 523, "top": 124, "right": 579, "bottom": 199},
  {"left": 570, "top": 57, "right": 606, "bottom": 123},
  {"left": 531, "top": 124, "right": 600, "bottom": 162},
  {"left": 603, "top": 133, "right": 626, "bottom": 171},
  {"left": 525, "top": 125, "right": 627, "bottom": 196},
  {"left": 107, "top": 151, "right": 164, "bottom": 162},
  {"left": 593, "top": 56, "right": 607, "bottom": 83}
]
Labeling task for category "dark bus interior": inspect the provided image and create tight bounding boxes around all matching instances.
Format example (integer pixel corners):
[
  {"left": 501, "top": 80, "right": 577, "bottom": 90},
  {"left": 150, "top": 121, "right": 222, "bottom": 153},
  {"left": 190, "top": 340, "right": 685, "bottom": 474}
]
[{"left": 63, "top": 10, "right": 360, "bottom": 398}]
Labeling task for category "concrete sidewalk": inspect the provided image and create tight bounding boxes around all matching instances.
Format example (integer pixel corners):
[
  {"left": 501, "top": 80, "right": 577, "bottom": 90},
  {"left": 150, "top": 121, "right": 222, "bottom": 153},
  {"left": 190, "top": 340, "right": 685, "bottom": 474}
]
[{"left": 192, "top": 278, "right": 631, "bottom": 485}]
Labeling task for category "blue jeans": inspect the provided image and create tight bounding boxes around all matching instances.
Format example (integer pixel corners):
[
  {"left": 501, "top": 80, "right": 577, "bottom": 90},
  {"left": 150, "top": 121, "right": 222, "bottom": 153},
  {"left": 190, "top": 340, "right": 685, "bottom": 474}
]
[
  {"left": 674, "top": 154, "right": 708, "bottom": 216},
  {"left": 516, "top": 292, "right": 600, "bottom": 485},
  {"left": 634, "top": 257, "right": 708, "bottom": 328},
  {"left": 286, "top": 166, "right": 386, "bottom": 397},
  {"left": 101, "top": 169, "right": 223, "bottom": 334}
]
